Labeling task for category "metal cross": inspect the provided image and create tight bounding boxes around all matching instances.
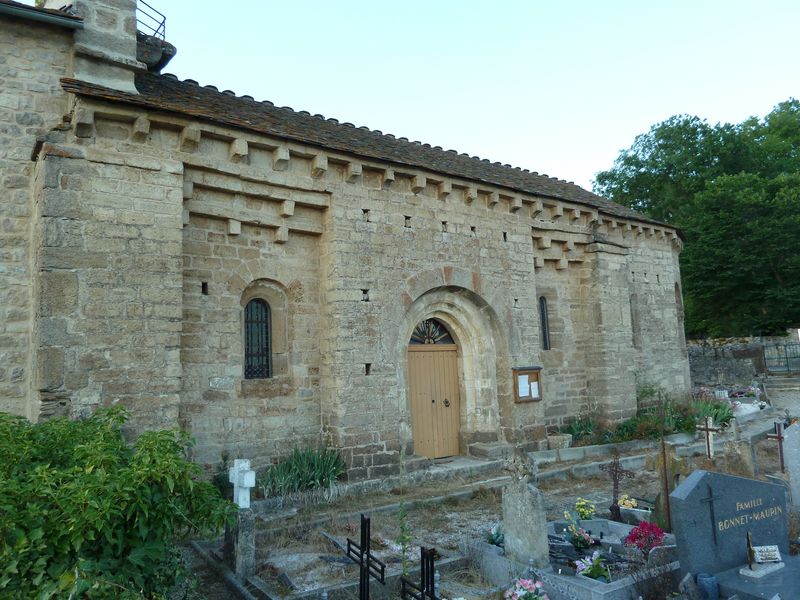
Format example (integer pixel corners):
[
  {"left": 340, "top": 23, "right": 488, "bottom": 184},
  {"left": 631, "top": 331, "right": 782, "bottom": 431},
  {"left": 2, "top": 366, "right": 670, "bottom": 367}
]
[
  {"left": 346, "top": 514, "right": 386, "bottom": 600},
  {"left": 700, "top": 483, "right": 721, "bottom": 545},
  {"left": 401, "top": 547, "right": 438, "bottom": 600},
  {"left": 600, "top": 451, "right": 635, "bottom": 522},
  {"left": 766, "top": 421, "right": 786, "bottom": 473},
  {"left": 696, "top": 416, "right": 721, "bottom": 459}
]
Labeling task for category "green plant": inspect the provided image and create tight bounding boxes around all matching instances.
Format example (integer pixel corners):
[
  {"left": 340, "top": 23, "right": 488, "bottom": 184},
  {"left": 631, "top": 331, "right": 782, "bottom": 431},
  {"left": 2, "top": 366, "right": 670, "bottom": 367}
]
[
  {"left": 0, "top": 407, "right": 234, "bottom": 599},
  {"left": 259, "top": 446, "right": 345, "bottom": 497},
  {"left": 574, "top": 498, "right": 596, "bottom": 520},
  {"left": 212, "top": 449, "right": 232, "bottom": 499},
  {"left": 692, "top": 399, "right": 734, "bottom": 427},
  {"left": 396, "top": 501, "right": 412, "bottom": 576},
  {"left": 559, "top": 415, "right": 598, "bottom": 441},
  {"left": 575, "top": 550, "right": 611, "bottom": 581}
]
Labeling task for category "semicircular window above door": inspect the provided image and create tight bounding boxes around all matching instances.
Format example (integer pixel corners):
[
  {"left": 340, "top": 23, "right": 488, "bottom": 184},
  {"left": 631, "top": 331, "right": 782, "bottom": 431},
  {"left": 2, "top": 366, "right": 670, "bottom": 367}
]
[{"left": 409, "top": 318, "right": 455, "bottom": 345}]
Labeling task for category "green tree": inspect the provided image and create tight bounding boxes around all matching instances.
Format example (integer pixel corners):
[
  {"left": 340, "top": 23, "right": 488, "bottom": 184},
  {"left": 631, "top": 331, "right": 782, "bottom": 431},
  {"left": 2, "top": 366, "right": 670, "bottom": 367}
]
[
  {"left": 594, "top": 99, "right": 800, "bottom": 336},
  {"left": 0, "top": 407, "right": 235, "bottom": 599},
  {"left": 681, "top": 173, "right": 800, "bottom": 336}
]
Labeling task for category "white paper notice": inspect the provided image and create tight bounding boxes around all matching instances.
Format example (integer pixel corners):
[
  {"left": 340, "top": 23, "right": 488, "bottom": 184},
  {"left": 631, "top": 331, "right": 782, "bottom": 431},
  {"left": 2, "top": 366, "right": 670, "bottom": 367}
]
[
  {"left": 518, "top": 374, "right": 529, "bottom": 398},
  {"left": 531, "top": 381, "right": 540, "bottom": 399}
]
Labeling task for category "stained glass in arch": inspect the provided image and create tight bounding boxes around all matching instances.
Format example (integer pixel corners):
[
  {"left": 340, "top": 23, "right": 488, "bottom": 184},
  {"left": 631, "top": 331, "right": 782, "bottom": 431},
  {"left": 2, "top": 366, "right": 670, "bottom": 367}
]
[{"left": 409, "top": 318, "right": 455, "bottom": 345}]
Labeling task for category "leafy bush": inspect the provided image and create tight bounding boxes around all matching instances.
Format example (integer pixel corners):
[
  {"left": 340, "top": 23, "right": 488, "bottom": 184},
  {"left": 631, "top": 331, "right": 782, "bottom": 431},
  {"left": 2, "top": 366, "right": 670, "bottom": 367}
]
[
  {"left": 0, "top": 407, "right": 234, "bottom": 599},
  {"left": 259, "top": 446, "right": 345, "bottom": 497}
]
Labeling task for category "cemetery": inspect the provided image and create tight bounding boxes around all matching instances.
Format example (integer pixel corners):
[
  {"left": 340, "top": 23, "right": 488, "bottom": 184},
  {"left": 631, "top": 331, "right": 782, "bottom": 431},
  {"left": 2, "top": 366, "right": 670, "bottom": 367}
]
[{"left": 197, "top": 394, "right": 800, "bottom": 600}]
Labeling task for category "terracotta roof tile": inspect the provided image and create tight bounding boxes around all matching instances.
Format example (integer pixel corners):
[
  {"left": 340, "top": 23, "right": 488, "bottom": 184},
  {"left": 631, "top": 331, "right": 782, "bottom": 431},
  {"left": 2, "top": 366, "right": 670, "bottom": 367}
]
[{"left": 60, "top": 73, "right": 669, "bottom": 228}]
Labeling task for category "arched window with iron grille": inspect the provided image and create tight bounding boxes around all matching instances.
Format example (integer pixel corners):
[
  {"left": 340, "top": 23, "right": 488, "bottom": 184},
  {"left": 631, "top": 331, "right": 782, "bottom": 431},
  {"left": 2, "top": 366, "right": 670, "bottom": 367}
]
[
  {"left": 539, "top": 296, "right": 551, "bottom": 350},
  {"left": 244, "top": 298, "right": 272, "bottom": 378}
]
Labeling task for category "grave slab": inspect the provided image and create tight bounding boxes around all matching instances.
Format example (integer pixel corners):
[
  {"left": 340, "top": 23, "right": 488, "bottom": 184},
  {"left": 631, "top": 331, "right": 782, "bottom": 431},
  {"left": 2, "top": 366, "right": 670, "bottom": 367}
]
[
  {"left": 716, "top": 557, "right": 800, "bottom": 600},
  {"left": 670, "top": 470, "right": 788, "bottom": 576}
]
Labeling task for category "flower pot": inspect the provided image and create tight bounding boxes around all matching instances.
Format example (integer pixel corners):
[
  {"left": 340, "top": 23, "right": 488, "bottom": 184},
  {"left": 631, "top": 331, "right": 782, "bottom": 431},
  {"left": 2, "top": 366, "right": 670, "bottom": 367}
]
[
  {"left": 695, "top": 572, "right": 718, "bottom": 600},
  {"left": 547, "top": 434, "right": 572, "bottom": 449}
]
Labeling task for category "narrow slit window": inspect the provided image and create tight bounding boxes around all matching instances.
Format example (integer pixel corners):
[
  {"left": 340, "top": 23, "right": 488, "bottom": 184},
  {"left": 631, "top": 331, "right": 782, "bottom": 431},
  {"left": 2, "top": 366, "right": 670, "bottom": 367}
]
[
  {"left": 539, "top": 296, "right": 551, "bottom": 350},
  {"left": 244, "top": 298, "right": 272, "bottom": 378}
]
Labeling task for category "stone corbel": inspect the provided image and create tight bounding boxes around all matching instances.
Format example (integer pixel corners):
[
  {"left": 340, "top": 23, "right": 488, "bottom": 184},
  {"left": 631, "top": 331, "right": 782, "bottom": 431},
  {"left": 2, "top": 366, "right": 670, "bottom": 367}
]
[
  {"left": 132, "top": 116, "right": 150, "bottom": 142},
  {"left": 274, "top": 224, "right": 289, "bottom": 244},
  {"left": 382, "top": 168, "right": 395, "bottom": 189},
  {"left": 273, "top": 145, "right": 290, "bottom": 171},
  {"left": 531, "top": 199, "right": 544, "bottom": 216},
  {"left": 488, "top": 191, "right": 500, "bottom": 208},
  {"left": 556, "top": 258, "right": 568, "bottom": 270},
  {"left": 534, "top": 256, "right": 545, "bottom": 268},
  {"left": 229, "top": 138, "right": 249, "bottom": 163},
  {"left": 537, "top": 236, "right": 551, "bottom": 249},
  {"left": 465, "top": 185, "right": 477, "bottom": 204},
  {"left": 438, "top": 181, "right": 452, "bottom": 200},
  {"left": 411, "top": 173, "right": 426, "bottom": 194},
  {"left": 182, "top": 181, "right": 194, "bottom": 199},
  {"left": 346, "top": 161, "right": 362, "bottom": 183},
  {"left": 228, "top": 219, "right": 241, "bottom": 235},
  {"left": 570, "top": 208, "right": 581, "bottom": 221},
  {"left": 280, "top": 199, "right": 295, "bottom": 217},
  {"left": 74, "top": 108, "right": 94, "bottom": 138},
  {"left": 180, "top": 124, "right": 201, "bottom": 152},
  {"left": 550, "top": 205, "right": 563, "bottom": 220},
  {"left": 510, "top": 196, "right": 522, "bottom": 212},
  {"left": 311, "top": 153, "right": 328, "bottom": 178}
]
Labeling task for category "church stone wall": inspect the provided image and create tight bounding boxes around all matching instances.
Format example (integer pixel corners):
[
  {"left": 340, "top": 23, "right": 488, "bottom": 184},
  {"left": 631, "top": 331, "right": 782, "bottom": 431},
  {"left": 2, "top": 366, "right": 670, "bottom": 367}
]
[
  {"left": 32, "top": 119, "right": 185, "bottom": 427},
  {"left": 0, "top": 19, "right": 72, "bottom": 418},
  {"left": 1, "top": 3, "right": 691, "bottom": 480}
]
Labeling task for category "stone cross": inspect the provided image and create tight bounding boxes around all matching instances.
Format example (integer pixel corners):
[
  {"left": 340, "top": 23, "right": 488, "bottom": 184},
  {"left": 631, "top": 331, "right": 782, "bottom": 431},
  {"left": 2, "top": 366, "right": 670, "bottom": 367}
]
[
  {"left": 766, "top": 421, "right": 786, "bottom": 473},
  {"left": 228, "top": 458, "right": 256, "bottom": 509},
  {"left": 600, "top": 451, "right": 635, "bottom": 522},
  {"left": 696, "top": 416, "right": 721, "bottom": 459}
]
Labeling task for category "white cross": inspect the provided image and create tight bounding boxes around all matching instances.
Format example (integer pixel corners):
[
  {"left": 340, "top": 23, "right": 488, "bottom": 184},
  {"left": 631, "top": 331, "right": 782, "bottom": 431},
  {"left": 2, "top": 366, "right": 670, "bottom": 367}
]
[{"left": 228, "top": 458, "right": 256, "bottom": 509}]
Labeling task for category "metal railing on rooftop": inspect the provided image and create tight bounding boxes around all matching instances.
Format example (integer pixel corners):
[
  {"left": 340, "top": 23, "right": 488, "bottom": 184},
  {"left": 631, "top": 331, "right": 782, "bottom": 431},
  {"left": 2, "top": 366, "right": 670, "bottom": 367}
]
[{"left": 136, "top": 0, "right": 165, "bottom": 39}]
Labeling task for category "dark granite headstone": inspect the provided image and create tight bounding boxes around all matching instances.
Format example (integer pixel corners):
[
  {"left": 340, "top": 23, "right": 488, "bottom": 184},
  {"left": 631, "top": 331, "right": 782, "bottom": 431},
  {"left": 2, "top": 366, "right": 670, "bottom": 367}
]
[{"left": 670, "top": 470, "right": 788, "bottom": 576}]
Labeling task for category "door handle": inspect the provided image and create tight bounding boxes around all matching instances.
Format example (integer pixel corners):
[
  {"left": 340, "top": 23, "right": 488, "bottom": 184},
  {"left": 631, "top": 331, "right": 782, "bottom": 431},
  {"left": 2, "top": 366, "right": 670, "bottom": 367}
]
[{"left": 443, "top": 398, "right": 450, "bottom": 407}]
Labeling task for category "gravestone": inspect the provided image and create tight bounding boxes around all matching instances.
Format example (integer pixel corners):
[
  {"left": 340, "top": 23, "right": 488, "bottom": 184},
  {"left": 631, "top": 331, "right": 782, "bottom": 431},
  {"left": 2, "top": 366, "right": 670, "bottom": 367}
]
[
  {"left": 502, "top": 452, "right": 548, "bottom": 568},
  {"left": 223, "top": 459, "right": 257, "bottom": 580},
  {"left": 670, "top": 470, "right": 788, "bottom": 576},
  {"left": 229, "top": 458, "right": 256, "bottom": 508},
  {"left": 783, "top": 423, "right": 800, "bottom": 509}
]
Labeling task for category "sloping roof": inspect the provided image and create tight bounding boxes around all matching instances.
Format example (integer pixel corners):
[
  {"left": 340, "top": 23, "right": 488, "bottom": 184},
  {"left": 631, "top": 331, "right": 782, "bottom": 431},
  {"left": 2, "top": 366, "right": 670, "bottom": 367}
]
[
  {"left": 61, "top": 72, "right": 669, "bottom": 228},
  {"left": 0, "top": 0, "right": 82, "bottom": 26}
]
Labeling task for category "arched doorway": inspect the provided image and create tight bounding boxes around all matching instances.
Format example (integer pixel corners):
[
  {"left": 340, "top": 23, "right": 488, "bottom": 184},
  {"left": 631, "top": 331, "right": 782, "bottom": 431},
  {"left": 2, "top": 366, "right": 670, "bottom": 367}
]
[{"left": 407, "top": 318, "right": 461, "bottom": 458}]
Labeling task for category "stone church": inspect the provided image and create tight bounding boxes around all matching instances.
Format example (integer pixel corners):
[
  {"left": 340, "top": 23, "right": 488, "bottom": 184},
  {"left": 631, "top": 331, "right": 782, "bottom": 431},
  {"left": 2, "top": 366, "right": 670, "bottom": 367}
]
[{"left": 1, "top": 0, "right": 690, "bottom": 478}]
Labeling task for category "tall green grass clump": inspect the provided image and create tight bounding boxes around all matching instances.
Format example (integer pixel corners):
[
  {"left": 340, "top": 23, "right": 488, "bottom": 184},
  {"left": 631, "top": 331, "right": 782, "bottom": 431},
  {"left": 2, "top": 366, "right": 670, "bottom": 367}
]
[{"left": 259, "top": 446, "right": 345, "bottom": 497}]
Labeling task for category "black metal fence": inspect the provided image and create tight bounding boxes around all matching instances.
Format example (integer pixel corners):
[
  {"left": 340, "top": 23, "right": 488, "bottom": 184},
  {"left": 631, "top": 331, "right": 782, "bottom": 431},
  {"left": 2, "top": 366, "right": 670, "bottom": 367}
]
[{"left": 764, "top": 343, "right": 800, "bottom": 372}]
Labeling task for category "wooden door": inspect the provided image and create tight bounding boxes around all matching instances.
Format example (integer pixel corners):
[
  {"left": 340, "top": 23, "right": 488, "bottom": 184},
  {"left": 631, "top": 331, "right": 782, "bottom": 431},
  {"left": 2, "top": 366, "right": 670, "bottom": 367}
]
[{"left": 408, "top": 344, "right": 461, "bottom": 458}]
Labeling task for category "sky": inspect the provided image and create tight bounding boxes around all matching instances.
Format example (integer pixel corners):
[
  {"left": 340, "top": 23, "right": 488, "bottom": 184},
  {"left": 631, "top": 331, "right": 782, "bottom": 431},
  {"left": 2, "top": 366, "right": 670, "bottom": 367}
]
[{"left": 42, "top": 1, "right": 800, "bottom": 190}]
